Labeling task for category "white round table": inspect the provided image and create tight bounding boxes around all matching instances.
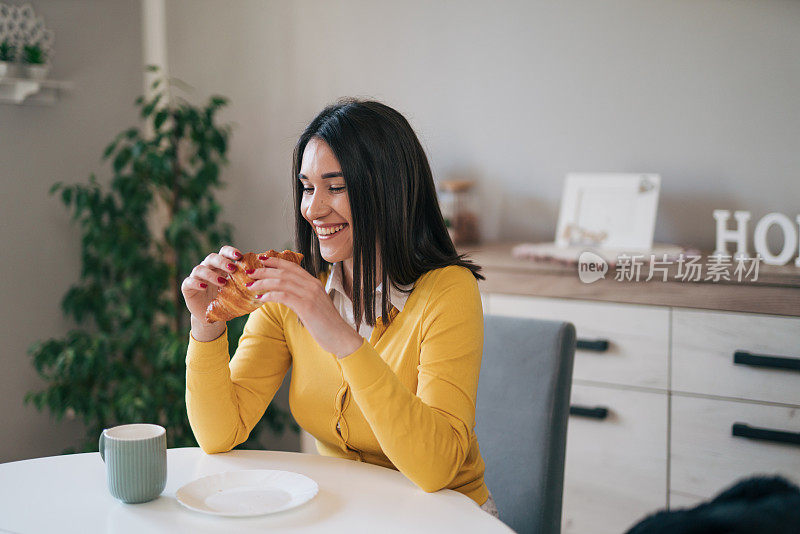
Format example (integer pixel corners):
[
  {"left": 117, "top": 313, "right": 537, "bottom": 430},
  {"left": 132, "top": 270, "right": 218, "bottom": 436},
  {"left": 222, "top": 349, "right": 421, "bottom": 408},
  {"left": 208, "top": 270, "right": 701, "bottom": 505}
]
[{"left": 0, "top": 447, "right": 512, "bottom": 533}]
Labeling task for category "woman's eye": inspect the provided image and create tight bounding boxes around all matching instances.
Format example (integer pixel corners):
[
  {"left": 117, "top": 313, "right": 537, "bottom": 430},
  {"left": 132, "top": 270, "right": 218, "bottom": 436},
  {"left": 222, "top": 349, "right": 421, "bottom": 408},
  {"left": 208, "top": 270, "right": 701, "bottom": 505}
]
[{"left": 302, "top": 186, "right": 346, "bottom": 194}]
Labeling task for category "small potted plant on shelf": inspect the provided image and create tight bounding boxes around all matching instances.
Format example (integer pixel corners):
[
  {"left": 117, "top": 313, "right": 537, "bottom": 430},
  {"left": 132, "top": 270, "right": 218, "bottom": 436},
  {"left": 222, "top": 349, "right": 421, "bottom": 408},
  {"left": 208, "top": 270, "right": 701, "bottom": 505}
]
[
  {"left": 22, "top": 40, "right": 49, "bottom": 80},
  {"left": 0, "top": 39, "right": 16, "bottom": 78}
]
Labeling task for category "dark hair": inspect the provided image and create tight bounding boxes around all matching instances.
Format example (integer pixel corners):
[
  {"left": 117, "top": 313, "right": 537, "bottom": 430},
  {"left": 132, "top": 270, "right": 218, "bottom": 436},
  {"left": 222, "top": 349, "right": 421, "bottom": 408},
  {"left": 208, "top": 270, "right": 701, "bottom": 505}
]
[{"left": 292, "top": 98, "right": 484, "bottom": 331}]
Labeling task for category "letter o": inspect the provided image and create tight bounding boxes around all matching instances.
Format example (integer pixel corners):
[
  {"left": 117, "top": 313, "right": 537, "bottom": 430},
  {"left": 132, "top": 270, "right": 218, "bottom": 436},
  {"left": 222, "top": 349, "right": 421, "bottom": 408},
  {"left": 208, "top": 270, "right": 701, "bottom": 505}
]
[{"left": 753, "top": 213, "right": 797, "bottom": 266}]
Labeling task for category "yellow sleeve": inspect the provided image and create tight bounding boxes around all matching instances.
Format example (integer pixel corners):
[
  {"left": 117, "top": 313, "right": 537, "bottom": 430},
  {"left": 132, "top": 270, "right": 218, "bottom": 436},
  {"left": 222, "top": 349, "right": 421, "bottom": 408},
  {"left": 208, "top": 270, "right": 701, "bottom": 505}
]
[
  {"left": 337, "top": 266, "right": 483, "bottom": 492},
  {"left": 185, "top": 303, "right": 292, "bottom": 454}
]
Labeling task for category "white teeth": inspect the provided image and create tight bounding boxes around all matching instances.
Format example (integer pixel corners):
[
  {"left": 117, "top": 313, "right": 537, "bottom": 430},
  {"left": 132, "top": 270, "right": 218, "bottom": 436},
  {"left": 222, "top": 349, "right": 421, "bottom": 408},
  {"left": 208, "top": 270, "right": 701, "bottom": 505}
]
[{"left": 317, "top": 224, "right": 346, "bottom": 236}]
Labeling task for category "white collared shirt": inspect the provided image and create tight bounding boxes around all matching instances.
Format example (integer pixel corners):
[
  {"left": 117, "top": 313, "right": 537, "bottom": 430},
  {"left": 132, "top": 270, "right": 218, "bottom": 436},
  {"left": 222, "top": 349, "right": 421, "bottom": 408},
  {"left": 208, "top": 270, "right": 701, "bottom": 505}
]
[{"left": 324, "top": 261, "right": 415, "bottom": 340}]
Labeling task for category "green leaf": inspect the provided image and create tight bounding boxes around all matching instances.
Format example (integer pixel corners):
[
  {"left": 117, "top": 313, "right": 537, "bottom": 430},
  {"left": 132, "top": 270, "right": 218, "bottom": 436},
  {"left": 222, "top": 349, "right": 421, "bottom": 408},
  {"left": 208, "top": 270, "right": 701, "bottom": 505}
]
[
  {"left": 209, "top": 96, "right": 228, "bottom": 109},
  {"left": 61, "top": 187, "right": 73, "bottom": 205},
  {"left": 113, "top": 146, "right": 133, "bottom": 173},
  {"left": 141, "top": 94, "right": 163, "bottom": 119},
  {"left": 211, "top": 130, "right": 227, "bottom": 155},
  {"left": 154, "top": 109, "right": 168, "bottom": 131},
  {"left": 102, "top": 141, "right": 118, "bottom": 160},
  {"left": 196, "top": 162, "right": 219, "bottom": 185}
]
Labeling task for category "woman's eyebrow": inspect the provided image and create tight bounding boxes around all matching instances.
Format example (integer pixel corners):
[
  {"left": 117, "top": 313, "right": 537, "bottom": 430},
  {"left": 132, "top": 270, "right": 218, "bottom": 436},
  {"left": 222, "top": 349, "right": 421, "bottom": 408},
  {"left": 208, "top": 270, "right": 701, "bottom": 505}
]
[{"left": 297, "top": 172, "right": 343, "bottom": 180}]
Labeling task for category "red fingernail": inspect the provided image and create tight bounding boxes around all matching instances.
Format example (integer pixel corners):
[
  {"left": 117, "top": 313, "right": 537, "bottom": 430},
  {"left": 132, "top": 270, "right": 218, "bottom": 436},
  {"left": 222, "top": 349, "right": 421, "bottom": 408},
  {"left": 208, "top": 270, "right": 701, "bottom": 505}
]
[
  {"left": 246, "top": 281, "right": 254, "bottom": 287},
  {"left": 218, "top": 277, "right": 227, "bottom": 284},
  {"left": 256, "top": 294, "right": 263, "bottom": 298},
  {"left": 258, "top": 255, "right": 268, "bottom": 261},
  {"left": 245, "top": 269, "right": 255, "bottom": 274},
  {"left": 235, "top": 251, "right": 242, "bottom": 258},
  {"left": 199, "top": 282, "right": 207, "bottom": 288},
  {"left": 227, "top": 263, "right": 236, "bottom": 271}
]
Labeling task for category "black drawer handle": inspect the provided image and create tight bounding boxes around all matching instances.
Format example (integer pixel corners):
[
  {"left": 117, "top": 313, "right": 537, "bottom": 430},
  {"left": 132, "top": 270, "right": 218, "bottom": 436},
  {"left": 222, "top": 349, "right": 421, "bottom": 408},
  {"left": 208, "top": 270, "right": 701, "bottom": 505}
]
[
  {"left": 733, "top": 350, "right": 800, "bottom": 372},
  {"left": 732, "top": 423, "right": 800, "bottom": 446},
  {"left": 576, "top": 339, "right": 610, "bottom": 352},
  {"left": 569, "top": 405, "right": 609, "bottom": 419}
]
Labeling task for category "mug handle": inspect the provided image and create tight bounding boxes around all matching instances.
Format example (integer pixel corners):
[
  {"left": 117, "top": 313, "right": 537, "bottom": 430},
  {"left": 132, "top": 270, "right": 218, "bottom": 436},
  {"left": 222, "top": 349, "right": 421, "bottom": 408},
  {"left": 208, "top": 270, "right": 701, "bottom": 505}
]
[{"left": 99, "top": 430, "right": 106, "bottom": 462}]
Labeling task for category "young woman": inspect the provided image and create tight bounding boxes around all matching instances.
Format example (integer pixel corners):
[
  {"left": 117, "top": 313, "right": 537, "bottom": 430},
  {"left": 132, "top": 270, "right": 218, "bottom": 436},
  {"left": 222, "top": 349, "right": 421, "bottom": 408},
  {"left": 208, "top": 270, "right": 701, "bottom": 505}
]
[{"left": 181, "top": 98, "right": 498, "bottom": 518}]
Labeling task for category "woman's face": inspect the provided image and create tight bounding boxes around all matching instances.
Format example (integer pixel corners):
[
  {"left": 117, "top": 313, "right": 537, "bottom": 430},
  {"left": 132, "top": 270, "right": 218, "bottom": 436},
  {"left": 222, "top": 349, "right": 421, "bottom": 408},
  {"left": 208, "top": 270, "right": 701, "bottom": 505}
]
[{"left": 299, "top": 137, "right": 354, "bottom": 264}]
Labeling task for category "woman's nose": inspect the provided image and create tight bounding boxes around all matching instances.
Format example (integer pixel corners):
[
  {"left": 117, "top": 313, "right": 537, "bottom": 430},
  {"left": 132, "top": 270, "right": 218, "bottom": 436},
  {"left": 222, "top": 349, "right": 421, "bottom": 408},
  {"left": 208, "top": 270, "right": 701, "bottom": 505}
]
[{"left": 306, "top": 191, "right": 329, "bottom": 218}]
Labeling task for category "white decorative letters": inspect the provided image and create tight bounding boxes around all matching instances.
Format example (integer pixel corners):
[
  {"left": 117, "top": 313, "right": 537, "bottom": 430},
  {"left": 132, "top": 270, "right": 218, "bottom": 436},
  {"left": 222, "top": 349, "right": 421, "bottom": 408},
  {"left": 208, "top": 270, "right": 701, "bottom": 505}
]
[
  {"left": 713, "top": 210, "right": 751, "bottom": 259},
  {"left": 714, "top": 210, "right": 800, "bottom": 267},
  {"left": 797, "top": 216, "right": 800, "bottom": 268},
  {"left": 753, "top": 213, "right": 798, "bottom": 266}
]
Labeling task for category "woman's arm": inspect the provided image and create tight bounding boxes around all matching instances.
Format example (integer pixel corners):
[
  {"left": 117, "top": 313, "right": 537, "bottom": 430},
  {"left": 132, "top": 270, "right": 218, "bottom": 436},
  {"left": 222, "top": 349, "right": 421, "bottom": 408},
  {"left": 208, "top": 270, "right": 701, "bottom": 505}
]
[
  {"left": 337, "top": 266, "right": 483, "bottom": 492},
  {"left": 185, "top": 303, "right": 292, "bottom": 453}
]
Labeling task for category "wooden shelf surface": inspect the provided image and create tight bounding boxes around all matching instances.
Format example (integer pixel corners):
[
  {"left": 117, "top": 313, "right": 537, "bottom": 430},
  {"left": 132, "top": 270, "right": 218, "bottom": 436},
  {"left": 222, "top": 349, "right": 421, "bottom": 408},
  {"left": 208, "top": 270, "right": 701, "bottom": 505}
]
[{"left": 458, "top": 241, "right": 800, "bottom": 317}]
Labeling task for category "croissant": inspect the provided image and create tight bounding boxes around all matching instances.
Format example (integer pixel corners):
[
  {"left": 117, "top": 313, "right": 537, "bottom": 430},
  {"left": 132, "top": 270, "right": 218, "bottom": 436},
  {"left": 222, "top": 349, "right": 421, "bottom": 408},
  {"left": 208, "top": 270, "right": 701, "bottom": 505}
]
[{"left": 205, "top": 249, "right": 304, "bottom": 323}]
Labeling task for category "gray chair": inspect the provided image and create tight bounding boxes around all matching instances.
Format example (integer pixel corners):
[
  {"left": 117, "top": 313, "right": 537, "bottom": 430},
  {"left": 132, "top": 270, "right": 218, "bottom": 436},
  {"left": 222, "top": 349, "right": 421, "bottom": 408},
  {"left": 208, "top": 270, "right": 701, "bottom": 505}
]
[{"left": 476, "top": 314, "right": 576, "bottom": 534}]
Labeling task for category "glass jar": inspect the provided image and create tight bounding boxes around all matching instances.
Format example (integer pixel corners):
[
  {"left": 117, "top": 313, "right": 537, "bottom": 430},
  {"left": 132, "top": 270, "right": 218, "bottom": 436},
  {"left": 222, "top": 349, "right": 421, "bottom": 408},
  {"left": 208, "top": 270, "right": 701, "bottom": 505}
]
[{"left": 437, "top": 179, "right": 480, "bottom": 245}]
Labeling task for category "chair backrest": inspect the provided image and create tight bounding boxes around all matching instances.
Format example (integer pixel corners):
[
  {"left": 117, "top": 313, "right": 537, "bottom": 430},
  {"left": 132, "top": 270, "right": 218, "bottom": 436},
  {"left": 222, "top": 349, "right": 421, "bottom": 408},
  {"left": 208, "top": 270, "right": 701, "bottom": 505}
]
[{"left": 476, "top": 314, "right": 576, "bottom": 534}]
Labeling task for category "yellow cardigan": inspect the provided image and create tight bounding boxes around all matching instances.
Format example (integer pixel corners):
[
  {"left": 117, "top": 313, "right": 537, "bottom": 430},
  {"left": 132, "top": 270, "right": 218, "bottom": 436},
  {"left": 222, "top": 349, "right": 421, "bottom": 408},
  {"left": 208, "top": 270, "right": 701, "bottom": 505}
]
[{"left": 185, "top": 264, "right": 489, "bottom": 506}]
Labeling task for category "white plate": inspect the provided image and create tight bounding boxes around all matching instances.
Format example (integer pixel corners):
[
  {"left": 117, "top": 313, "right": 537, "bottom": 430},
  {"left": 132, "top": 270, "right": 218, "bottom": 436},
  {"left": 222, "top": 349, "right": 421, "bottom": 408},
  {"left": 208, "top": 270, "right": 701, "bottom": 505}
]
[{"left": 176, "top": 469, "right": 319, "bottom": 517}]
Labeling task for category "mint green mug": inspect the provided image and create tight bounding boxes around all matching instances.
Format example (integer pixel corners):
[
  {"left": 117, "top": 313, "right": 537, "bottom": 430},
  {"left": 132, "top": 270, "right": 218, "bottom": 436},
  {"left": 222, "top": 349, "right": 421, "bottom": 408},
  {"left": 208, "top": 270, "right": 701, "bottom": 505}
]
[{"left": 99, "top": 423, "right": 167, "bottom": 503}]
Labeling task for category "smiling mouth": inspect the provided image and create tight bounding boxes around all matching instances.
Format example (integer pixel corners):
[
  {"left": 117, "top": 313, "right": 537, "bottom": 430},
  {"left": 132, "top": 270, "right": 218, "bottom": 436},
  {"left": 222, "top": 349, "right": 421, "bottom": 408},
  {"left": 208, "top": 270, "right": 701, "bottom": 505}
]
[{"left": 316, "top": 223, "right": 347, "bottom": 237}]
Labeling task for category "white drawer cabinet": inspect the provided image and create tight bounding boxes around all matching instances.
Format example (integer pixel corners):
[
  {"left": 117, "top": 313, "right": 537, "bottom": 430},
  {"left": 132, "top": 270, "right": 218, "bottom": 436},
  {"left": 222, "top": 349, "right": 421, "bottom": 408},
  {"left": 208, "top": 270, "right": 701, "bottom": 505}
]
[
  {"left": 562, "top": 385, "right": 667, "bottom": 534},
  {"left": 488, "top": 294, "right": 669, "bottom": 389},
  {"left": 671, "top": 394, "right": 800, "bottom": 498},
  {"left": 484, "top": 292, "right": 800, "bottom": 533},
  {"left": 672, "top": 309, "right": 800, "bottom": 405}
]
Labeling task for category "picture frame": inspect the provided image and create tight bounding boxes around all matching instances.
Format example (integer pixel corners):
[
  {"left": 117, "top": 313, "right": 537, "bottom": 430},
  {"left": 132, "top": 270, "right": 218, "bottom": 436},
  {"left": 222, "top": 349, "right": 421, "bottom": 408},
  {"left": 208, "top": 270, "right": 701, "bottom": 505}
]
[{"left": 555, "top": 173, "right": 661, "bottom": 251}]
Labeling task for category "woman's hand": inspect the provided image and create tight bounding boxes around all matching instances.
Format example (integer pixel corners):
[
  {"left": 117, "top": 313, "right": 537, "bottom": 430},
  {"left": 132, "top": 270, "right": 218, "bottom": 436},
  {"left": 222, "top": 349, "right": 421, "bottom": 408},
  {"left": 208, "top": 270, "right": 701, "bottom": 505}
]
[
  {"left": 182, "top": 245, "right": 242, "bottom": 340},
  {"left": 248, "top": 255, "right": 364, "bottom": 358}
]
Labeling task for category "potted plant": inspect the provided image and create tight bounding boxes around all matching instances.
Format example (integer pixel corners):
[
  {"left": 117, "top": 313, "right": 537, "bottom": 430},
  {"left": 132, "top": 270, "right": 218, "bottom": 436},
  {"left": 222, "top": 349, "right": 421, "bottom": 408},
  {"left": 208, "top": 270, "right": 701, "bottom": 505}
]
[
  {"left": 0, "top": 39, "right": 16, "bottom": 78},
  {"left": 25, "top": 65, "right": 297, "bottom": 453},
  {"left": 22, "top": 41, "right": 49, "bottom": 80}
]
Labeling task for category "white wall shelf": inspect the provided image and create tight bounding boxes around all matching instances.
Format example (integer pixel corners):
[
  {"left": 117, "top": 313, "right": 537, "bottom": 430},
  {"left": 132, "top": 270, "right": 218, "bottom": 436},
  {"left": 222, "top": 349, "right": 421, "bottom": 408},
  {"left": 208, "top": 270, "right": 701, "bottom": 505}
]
[{"left": 0, "top": 77, "right": 73, "bottom": 105}]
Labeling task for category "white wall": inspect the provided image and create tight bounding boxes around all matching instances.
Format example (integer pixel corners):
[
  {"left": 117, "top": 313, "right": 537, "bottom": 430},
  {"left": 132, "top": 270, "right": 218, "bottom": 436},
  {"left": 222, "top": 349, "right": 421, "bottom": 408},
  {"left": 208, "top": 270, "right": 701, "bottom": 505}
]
[
  {"left": 0, "top": 0, "right": 143, "bottom": 462},
  {"left": 165, "top": 0, "right": 800, "bottom": 252}
]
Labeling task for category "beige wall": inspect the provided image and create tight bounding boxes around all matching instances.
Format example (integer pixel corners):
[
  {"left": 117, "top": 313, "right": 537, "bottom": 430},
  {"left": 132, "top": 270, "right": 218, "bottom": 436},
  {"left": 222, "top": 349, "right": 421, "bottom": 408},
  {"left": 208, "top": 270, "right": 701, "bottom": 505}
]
[
  {"left": 165, "top": 0, "right": 800, "bottom": 252},
  {"left": 0, "top": 0, "right": 143, "bottom": 462}
]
